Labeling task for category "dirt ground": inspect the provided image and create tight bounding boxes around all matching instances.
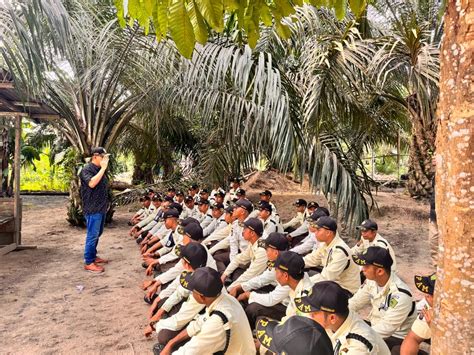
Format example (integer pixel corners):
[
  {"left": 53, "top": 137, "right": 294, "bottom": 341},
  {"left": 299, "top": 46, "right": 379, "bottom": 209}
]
[{"left": 0, "top": 176, "right": 434, "bottom": 354}]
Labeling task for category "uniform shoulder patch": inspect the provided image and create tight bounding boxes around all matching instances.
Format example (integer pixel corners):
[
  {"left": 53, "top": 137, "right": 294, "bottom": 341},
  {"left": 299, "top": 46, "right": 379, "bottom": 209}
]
[
  {"left": 389, "top": 297, "right": 399, "bottom": 308},
  {"left": 257, "top": 239, "right": 266, "bottom": 248}
]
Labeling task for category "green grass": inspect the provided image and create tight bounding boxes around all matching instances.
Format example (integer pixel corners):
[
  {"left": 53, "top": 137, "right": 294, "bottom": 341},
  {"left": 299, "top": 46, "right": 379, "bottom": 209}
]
[{"left": 20, "top": 153, "right": 69, "bottom": 192}]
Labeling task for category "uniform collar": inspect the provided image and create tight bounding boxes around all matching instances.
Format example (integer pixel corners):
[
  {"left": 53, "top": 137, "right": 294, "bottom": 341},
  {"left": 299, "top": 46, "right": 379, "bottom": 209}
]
[
  {"left": 207, "top": 292, "right": 225, "bottom": 313},
  {"left": 325, "top": 235, "right": 341, "bottom": 250},
  {"left": 331, "top": 311, "right": 356, "bottom": 342}
]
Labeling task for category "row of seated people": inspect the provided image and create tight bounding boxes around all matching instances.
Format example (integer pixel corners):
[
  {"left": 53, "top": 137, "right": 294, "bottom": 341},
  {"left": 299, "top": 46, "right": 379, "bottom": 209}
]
[{"left": 127, "top": 185, "right": 434, "bottom": 355}]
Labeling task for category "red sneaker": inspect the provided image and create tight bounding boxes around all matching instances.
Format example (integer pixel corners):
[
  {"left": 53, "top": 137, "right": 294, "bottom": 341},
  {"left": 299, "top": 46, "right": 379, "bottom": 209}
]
[
  {"left": 95, "top": 257, "right": 109, "bottom": 264},
  {"left": 84, "top": 263, "right": 104, "bottom": 273}
]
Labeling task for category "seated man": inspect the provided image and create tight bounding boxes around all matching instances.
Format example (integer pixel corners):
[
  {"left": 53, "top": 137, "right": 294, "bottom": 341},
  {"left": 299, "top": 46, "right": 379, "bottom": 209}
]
[
  {"left": 229, "top": 232, "right": 291, "bottom": 328},
  {"left": 221, "top": 218, "right": 268, "bottom": 288},
  {"left": 256, "top": 314, "right": 333, "bottom": 355},
  {"left": 188, "top": 184, "right": 199, "bottom": 202},
  {"left": 157, "top": 267, "right": 255, "bottom": 354},
  {"left": 350, "top": 247, "right": 417, "bottom": 351},
  {"left": 286, "top": 201, "right": 319, "bottom": 247},
  {"left": 274, "top": 251, "right": 313, "bottom": 322},
  {"left": 144, "top": 243, "right": 208, "bottom": 345},
  {"left": 202, "top": 206, "right": 233, "bottom": 248},
  {"left": 144, "top": 222, "right": 217, "bottom": 300},
  {"left": 202, "top": 203, "right": 227, "bottom": 238},
  {"left": 282, "top": 199, "right": 307, "bottom": 234},
  {"left": 396, "top": 273, "right": 436, "bottom": 355},
  {"left": 180, "top": 195, "right": 199, "bottom": 220},
  {"left": 304, "top": 216, "right": 361, "bottom": 295},
  {"left": 295, "top": 280, "right": 390, "bottom": 354},
  {"left": 129, "top": 194, "right": 162, "bottom": 239},
  {"left": 129, "top": 195, "right": 152, "bottom": 225},
  {"left": 352, "top": 219, "right": 397, "bottom": 271},
  {"left": 291, "top": 207, "right": 329, "bottom": 255},
  {"left": 258, "top": 202, "right": 280, "bottom": 240},
  {"left": 213, "top": 199, "right": 253, "bottom": 272},
  {"left": 196, "top": 199, "right": 213, "bottom": 228}
]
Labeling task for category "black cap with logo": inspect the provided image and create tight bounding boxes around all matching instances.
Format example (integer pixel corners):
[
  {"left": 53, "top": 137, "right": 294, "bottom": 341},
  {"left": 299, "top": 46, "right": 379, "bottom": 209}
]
[
  {"left": 256, "top": 316, "right": 333, "bottom": 355},
  {"left": 356, "top": 219, "right": 378, "bottom": 231},
  {"left": 180, "top": 242, "right": 208, "bottom": 269},
  {"left": 243, "top": 218, "right": 263, "bottom": 236},
  {"left": 235, "top": 188, "right": 246, "bottom": 196},
  {"left": 163, "top": 209, "right": 180, "bottom": 219},
  {"left": 314, "top": 216, "right": 337, "bottom": 232},
  {"left": 184, "top": 195, "right": 194, "bottom": 202},
  {"left": 265, "top": 232, "right": 289, "bottom": 251},
  {"left": 169, "top": 202, "right": 183, "bottom": 215},
  {"left": 197, "top": 199, "right": 210, "bottom": 205},
  {"left": 295, "top": 281, "right": 349, "bottom": 315},
  {"left": 224, "top": 206, "right": 234, "bottom": 214},
  {"left": 414, "top": 273, "right": 436, "bottom": 295},
  {"left": 91, "top": 147, "right": 108, "bottom": 155},
  {"left": 211, "top": 203, "right": 225, "bottom": 210},
  {"left": 307, "top": 201, "right": 319, "bottom": 209},
  {"left": 353, "top": 246, "right": 393, "bottom": 270},
  {"left": 259, "top": 190, "right": 272, "bottom": 197},
  {"left": 258, "top": 201, "right": 273, "bottom": 213},
  {"left": 235, "top": 199, "right": 253, "bottom": 213},
  {"left": 275, "top": 251, "right": 305, "bottom": 280},
  {"left": 183, "top": 223, "right": 204, "bottom": 241},
  {"left": 307, "top": 207, "right": 330, "bottom": 222}
]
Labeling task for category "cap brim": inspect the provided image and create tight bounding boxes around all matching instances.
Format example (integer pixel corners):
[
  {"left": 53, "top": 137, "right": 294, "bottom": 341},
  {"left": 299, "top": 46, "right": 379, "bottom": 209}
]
[
  {"left": 352, "top": 254, "right": 368, "bottom": 266},
  {"left": 294, "top": 295, "right": 319, "bottom": 314},
  {"left": 179, "top": 271, "right": 194, "bottom": 291},
  {"left": 256, "top": 318, "right": 280, "bottom": 352},
  {"left": 414, "top": 275, "right": 434, "bottom": 294}
]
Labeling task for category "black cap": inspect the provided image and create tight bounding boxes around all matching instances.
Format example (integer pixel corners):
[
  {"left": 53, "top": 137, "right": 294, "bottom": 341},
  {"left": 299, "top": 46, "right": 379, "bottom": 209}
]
[
  {"left": 145, "top": 188, "right": 154, "bottom": 194},
  {"left": 181, "top": 217, "right": 200, "bottom": 227},
  {"left": 91, "top": 147, "right": 107, "bottom": 155},
  {"left": 211, "top": 202, "right": 225, "bottom": 210},
  {"left": 258, "top": 201, "right": 273, "bottom": 213},
  {"left": 183, "top": 223, "right": 204, "bottom": 241},
  {"left": 164, "top": 196, "right": 174, "bottom": 202},
  {"left": 307, "top": 207, "right": 330, "bottom": 222},
  {"left": 353, "top": 246, "right": 393, "bottom": 270},
  {"left": 215, "top": 191, "right": 225, "bottom": 198},
  {"left": 187, "top": 267, "right": 223, "bottom": 297},
  {"left": 230, "top": 177, "right": 240, "bottom": 183},
  {"left": 180, "top": 242, "right": 208, "bottom": 269},
  {"left": 295, "top": 281, "right": 349, "bottom": 314},
  {"left": 184, "top": 195, "right": 194, "bottom": 202},
  {"left": 168, "top": 202, "right": 183, "bottom": 215},
  {"left": 243, "top": 218, "right": 263, "bottom": 236},
  {"left": 265, "top": 232, "right": 289, "bottom": 251},
  {"left": 414, "top": 273, "right": 436, "bottom": 295},
  {"left": 294, "top": 199, "right": 307, "bottom": 207},
  {"left": 176, "top": 190, "right": 184, "bottom": 196},
  {"left": 307, "top": 201, "right": 319, "bottom": 209},
  {"left": 235, "top": 199, "right": 253, "bottom": 213},
  {"left": 224, "top": 206, "right": 234, "bottom": 214},
  {"left": 256, "top": 316, "right": 333, "bottom": 355},
  {"left": 163, "top": 209, "right": 180, "bottom": 219},
  {"left": 275, "top": 251, "right": 305, "bottom": 279},
  {"left": 314, "top": 216, "right": 337, "bottom": 232},
  {"left": 356, "top": 219, "right": 378, "bottom": 231},
  {"left": 236, "top": 188, "right": 246, "bottom": 195},
  {"left": 190, "top": 183, "right": 199, "bottom": 190},
  {"left": 259, "top": 190, "right": 272, "bottom": 197},
  {"left": 140, "top": 195, "right": 151, "bottom": 202},
  {"left": 197, "top": 199, "right": 210, "bottom": 205},
  {"left": 167, "top": 187, "right": 176, "bottom": 192},
  {"left": 199, "top": 188, "right": 209, "bottom": 194}
]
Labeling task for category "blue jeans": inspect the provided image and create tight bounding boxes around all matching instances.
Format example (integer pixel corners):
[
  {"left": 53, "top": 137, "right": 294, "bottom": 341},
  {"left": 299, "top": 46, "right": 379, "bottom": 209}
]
[{"left": 84, "top": 212, "right": 106, "bottom": 264}]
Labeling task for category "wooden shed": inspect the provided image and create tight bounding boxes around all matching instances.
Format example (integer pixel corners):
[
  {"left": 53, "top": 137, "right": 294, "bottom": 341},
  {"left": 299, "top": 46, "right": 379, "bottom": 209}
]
[{"left": 0, "top": 69, "right": 59, "bottom": 255}]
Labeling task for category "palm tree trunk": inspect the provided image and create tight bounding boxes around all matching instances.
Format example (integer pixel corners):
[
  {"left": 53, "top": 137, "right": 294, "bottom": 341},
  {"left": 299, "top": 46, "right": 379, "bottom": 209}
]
[
  {"left": 132, "top": 164, "right": 154, "bottom": 184},
  {"left": 431, "top": 0, "right": 474, "bottom": 353},
  {"left": 406, "top": 93, "right": 436, "bottom": 197}
]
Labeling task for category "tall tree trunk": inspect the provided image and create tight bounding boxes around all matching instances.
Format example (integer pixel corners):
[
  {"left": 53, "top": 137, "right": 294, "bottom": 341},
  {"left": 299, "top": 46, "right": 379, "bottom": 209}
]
[
  {"left": 132, "top": 163, "right": 154, "bottom": 184},
  {"left": 431, "top": 0, "right": 474, "bottom": 353},
  {"left": 406, "top": 93, "right": 436, "bottom": 197}
]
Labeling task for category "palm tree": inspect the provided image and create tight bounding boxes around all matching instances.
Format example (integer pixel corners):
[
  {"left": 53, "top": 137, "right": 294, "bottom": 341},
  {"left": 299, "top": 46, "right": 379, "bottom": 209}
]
[{"left": 367, "top": 0, "right": 441, "bottom": 197}]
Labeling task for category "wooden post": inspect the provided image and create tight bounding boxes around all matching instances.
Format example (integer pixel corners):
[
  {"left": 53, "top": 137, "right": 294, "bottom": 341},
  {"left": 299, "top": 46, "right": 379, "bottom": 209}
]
[{"left": 13, "top": 114, "right": 21, "bottom": 246}]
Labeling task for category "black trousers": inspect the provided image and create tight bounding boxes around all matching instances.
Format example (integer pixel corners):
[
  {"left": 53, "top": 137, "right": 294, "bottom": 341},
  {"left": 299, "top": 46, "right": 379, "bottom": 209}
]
[
  {"left": 214, "top": 250, "right": 230, "bottom": 274},
  {"left": 241, "top": 285, "right": 286, "bottom": 329}
]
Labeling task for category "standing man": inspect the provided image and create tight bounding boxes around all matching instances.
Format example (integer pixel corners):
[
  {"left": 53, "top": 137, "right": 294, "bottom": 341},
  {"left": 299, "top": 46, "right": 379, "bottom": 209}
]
[{"left": 80, "top": 147, "right": 110, "bottom": 274}]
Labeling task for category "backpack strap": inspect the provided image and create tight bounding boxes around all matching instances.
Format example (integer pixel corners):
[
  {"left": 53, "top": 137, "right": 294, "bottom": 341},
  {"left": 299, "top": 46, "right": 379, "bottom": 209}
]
[
  {"left": 210, "top": 310, "right": 231, "bottom": 355},
  {"left": 345, "top": 333, "right": 373, "bottom": 352},
  {"left": 376, "top": 239, "right": 388, "bottom": 247}
]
